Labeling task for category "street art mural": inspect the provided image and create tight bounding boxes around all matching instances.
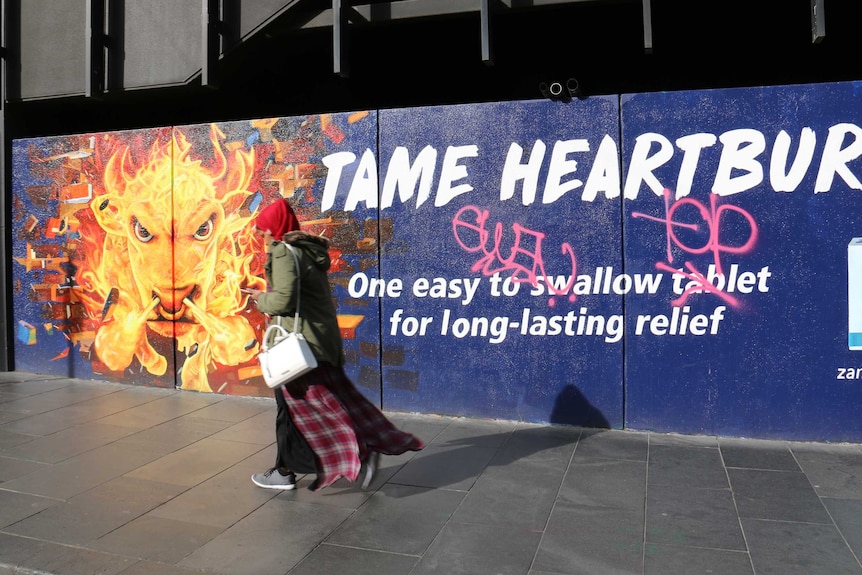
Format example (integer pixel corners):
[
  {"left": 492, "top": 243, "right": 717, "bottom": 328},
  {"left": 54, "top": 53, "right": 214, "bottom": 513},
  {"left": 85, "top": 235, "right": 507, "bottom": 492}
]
[
  {"left": 11, "top": 80, "right": 862, "bottom": 440},
  {"left": 11, "top": 113, "right": 380, "bottom": 398},
  {"left": 76, "top": 125, "right": 263, "bottom": 392}
]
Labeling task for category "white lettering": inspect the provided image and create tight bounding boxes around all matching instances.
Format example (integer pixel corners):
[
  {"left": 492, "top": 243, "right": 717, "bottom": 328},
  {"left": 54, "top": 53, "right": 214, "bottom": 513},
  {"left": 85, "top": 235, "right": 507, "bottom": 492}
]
[
  {"left": 436, "top": 145, "right": 477, "bottom": 207},
  {"left": 381, "top": 145, "right": 438, "bottom": 209},
  {"left": 542, "top": 139, "right": 589, "bottom": 204},
  {"left": 582, "top": 135, "right": 621, "bottom": 201},
  {"left": 770, "top": 128, "right": 816, "bottom": 192},
  {"left": 500, "top": 140, "right": 546, "bottom": 205},
  {"left": 815, "top": 123, "right": 862, "bottom": 192},
  {"left": 321, "top": 151, "right": 356, "bottom": 212},
  {"left": 343, "top": 149, "right": 379, "bottom": 211},
  {"left": 624, "top": 133, "right": 674, "bottom": 199},
  {"left": 713, "top": 129, "right": 766, "bottom": 196},
  {"left": 675, "top": 133, "right": 717, "bottom": 198}
]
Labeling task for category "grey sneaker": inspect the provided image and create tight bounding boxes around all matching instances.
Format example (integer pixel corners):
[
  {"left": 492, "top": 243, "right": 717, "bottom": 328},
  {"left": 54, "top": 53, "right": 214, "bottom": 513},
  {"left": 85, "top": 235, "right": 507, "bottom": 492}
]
[
  {"left": 252, "top": 468, "right": 297, "bottom": 490},
  {"left": 361, "top": 452, "right": 380, "bottom": 489}
]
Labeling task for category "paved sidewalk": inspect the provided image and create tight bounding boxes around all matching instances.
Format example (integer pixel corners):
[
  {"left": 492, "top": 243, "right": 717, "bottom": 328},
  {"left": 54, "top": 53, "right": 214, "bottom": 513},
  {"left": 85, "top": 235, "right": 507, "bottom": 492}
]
[{"left": 1, "top": 372, "right": 862, "bottom": 574}]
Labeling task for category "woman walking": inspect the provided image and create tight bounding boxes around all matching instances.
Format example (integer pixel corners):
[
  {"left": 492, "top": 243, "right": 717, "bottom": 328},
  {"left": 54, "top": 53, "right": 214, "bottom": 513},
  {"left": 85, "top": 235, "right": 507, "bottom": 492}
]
[{"left": 247, "top": 198, "right": 424, "bottom": 491}]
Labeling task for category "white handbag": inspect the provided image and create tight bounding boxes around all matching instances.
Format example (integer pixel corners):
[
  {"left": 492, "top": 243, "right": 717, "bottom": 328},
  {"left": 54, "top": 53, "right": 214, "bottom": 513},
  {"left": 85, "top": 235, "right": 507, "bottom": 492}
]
[{"left": 258, "top": 244, "right": 318, "bottom": 388}]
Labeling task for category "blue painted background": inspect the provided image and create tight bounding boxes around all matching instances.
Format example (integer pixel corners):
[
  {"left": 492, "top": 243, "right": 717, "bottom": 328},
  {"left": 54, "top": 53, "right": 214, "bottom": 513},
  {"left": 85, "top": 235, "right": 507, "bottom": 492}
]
[
  {"left": 376, "top": 100, "right": 623, "bottom": 427},
  {"left": 622, "top": 82, "right": 862, "bottom": 441}
]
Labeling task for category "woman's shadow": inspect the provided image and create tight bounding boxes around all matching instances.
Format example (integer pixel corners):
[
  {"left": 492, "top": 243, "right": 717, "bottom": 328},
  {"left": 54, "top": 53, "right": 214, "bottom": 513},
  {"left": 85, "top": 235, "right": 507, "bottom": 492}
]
[
  {"left": 549, "top": 383, "right": 610, "bottom": 428},
  {"left": 364, "top": 384, "right": 610, "bottom": 494}
]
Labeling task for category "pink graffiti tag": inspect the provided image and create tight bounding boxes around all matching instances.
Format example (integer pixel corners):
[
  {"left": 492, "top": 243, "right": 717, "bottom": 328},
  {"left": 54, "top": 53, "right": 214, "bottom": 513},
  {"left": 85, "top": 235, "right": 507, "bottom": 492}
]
[
  {"left": 632, "top": 188, "right": 759, "bottom": 306},
  {"left": 655, "top": 261, "right": 741, "bottom": 308},
  {"left": 452, "top": 206, "right": 577, "bottom": 304}
]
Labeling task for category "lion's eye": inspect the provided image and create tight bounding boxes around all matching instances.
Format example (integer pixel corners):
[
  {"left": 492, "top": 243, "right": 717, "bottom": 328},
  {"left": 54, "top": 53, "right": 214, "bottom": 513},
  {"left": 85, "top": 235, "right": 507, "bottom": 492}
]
[
  {"left": 194, "top": 215, "right": 215, "bottom": 241},
  {"left": 132, "top": 217, "right": 153, "bottom": 243}
]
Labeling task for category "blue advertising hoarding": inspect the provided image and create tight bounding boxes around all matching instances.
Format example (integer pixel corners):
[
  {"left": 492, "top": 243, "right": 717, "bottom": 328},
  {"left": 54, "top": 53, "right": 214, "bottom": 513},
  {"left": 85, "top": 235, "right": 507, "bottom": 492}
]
[
  {"left": 11, "top": 81, "right": 862, "bottom": 441},
  {"left": 621, "top": 82, "right": 862, "bottom": 441},
  {"left": 372, "top": 99, "right": 624, "bottom": 426}
]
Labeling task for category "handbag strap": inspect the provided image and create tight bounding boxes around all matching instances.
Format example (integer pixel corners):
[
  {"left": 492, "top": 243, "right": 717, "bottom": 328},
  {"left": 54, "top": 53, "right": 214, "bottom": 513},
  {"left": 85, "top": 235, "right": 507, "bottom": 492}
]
[{"left": 284, "top": 243, "right": 302, "bottom": 335}]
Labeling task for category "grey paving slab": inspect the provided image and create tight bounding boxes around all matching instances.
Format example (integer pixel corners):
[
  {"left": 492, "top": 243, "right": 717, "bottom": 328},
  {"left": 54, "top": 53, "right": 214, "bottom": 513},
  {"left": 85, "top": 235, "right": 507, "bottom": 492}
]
[
  {"left": 534, "top": 504, "right": 644, "bottom": 575},
  {"left": 448, "top": 424, "right": 576, "bottom": 531},
  {"left": 88, "top": 514, "right": 224, "bottom": 564},
  {"left": 1, "top": 385, "right": 171, "bottom": 433},
  {"left": 0, "top": 531, "right": 55, "bottom": 565},
  {"left": 326, "top": 483, "right": 466, "bottom": 555},
  {"left": 0, "top": 408, "right": 93, "bottom": 436},
  {"left": 790, "top": 441, "right": 862, "bottom": 456},
  {"left": 1, "top": 421, "right": 139, "bottom": 463},
  {"left": 148, "top": 449, "right": 280, "bottom": 529},
  {"left": 208, "top": 409, "right": 277, "bottom": 445},
  {"left": 87, "top": 384, "right": 176, "bottom": 404},
  {"left": 0, "top": 440, "right": 166, "bottom": 499},
  {"left": 94, "top": 393, "right": 221, "bottom": 430},
  {"left": 822, "top": 497, "right": 862, "bottom": 560},
  {"left": 3, "top": 476, "right": 187, "bottom": 545},
  {"left": 411, "top": 521, "right": 542, "bottom": 575},
  {"left": 719, "top": 437, "right": 800, "bottom": 471},
  {"left": 178, "top": 498, "right": 353, "bottom": 575},
  {"left": 0, "top": 387, "right": 163, "bottom": 435},
  {"left": 539, "top": 455, "right": 646, "bottom": 574},
  {"left": 10, "top": 541, "right": 138, "bottom": 575},
  {"left": 429, "top": 418, "right": 517, "bottom": 448},
  {"left": 290, "top": 543, "right": 420, "bottom": 575},
  {"left": 646, "top": 484, "right": 746, "bottom": 550},
  {"left": 648, "top": 444, "right": 729, "bottom": 489},
  {"left": 288, "top": 469, "right": 377, "bottom": 508},
  {"left": 493, "top": 424, "right": 580, "bottom": 464},
  {"left": 576, "top": 428, "right": 648, "bottom": 461},
  {"left": 649, "top": 433, "right": 720, "bottom": 448},
  {"left": 0, "top": 409, "right": 29, "bottom": 424},
  {"left": 386, "top": 413, "right": 452, "bottom": 445},
  {"left": 125, "top": 437, "right": 263, "bottom": 487},
  {"left": 742, "top": 518, "right": 862, "bottom": 575},
  {"left": 792, "top": 447, "right": 862, "bottom": 499},
  {"left": 0, "top": 378, "right": 74, "bottom": 397},
  {"left": 116, "top": 561, "right": 212, "bottom": 575},
  {"left": 0, "top": 383, "right": 121, "bottom": 416},
  {"left": 120, "top": 415, "right": 236, "bottom": 453},
  {"left": 0, "top": 455, "right": 48, "bottom": 482},
  {"left": 0, "top": 489, "right": 59, "bottom": 529},
  {"left": 0, "top": 427, "right": 36, "bottom": 450},
  {"left": 388, "top": 443, "right": 498, "bottom": 490},
  {"left": 728, "top": 468, "right": 832, "bottom": 523},
  {"left": 560, "top": 456, "right": 647, "bottom": 511},
  {"left": 0, "top": 372, "right": 67, "bottom": 385},
  {"left": 643, "top": 544, "right": 754, "bottom": 575},
  {"left": 183, "top": 396, "right": 272, "bottom": 423},
  {"left": 452, "top": 448, "right": 568, "bottom": 530}
]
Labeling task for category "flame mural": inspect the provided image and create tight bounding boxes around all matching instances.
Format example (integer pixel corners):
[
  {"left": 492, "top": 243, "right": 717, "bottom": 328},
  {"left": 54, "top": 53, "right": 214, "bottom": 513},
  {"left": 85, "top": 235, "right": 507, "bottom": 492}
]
[
  {"left": 76, "top": 125, "right": 264, "bottom": 392},
  {"left": 12, "top": 113, "right": 381, "bottom": 397}
]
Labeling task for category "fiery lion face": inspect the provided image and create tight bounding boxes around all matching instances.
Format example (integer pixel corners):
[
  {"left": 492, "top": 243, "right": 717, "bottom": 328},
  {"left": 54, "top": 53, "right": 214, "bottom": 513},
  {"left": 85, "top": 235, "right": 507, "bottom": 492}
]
[
  {"left": 119, "top": 162, "right": 229, "bottom": 322},
  {"left": 78, "top": 125, "right": 265, "bottom": 391}
]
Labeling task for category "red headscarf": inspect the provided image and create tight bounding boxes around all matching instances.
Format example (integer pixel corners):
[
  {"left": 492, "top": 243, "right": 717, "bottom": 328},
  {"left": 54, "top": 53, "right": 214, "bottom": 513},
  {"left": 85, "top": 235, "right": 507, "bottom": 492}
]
[{"left": 254, "top": 198, "right": 300, "bottom": 240}]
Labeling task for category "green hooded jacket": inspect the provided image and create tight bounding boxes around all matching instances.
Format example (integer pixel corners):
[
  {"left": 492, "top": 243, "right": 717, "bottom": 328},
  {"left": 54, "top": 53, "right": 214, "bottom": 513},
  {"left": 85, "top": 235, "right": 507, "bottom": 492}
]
[{"left": 255, "top": 231, "right": 344, "bottom": 367}]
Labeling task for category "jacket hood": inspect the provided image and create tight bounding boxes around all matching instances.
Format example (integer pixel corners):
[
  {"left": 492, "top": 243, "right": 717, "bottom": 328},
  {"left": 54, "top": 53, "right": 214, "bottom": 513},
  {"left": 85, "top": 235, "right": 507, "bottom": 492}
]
[{"left": 283, "top": 230, "right": 332, "bottom": 271}]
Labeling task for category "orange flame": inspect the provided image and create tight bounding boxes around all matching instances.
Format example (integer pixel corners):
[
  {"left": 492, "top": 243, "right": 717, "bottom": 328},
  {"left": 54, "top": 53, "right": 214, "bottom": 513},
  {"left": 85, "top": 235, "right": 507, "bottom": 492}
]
[{"left": 76, "top": 125, "right": 265, "bottom": 392}]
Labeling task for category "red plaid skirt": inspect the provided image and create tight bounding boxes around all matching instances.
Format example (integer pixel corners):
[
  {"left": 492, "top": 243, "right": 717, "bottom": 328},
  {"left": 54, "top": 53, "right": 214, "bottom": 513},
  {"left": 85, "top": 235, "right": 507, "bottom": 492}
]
[{"left": 281, "top": 364, "right": 424, "bottom": 491}]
